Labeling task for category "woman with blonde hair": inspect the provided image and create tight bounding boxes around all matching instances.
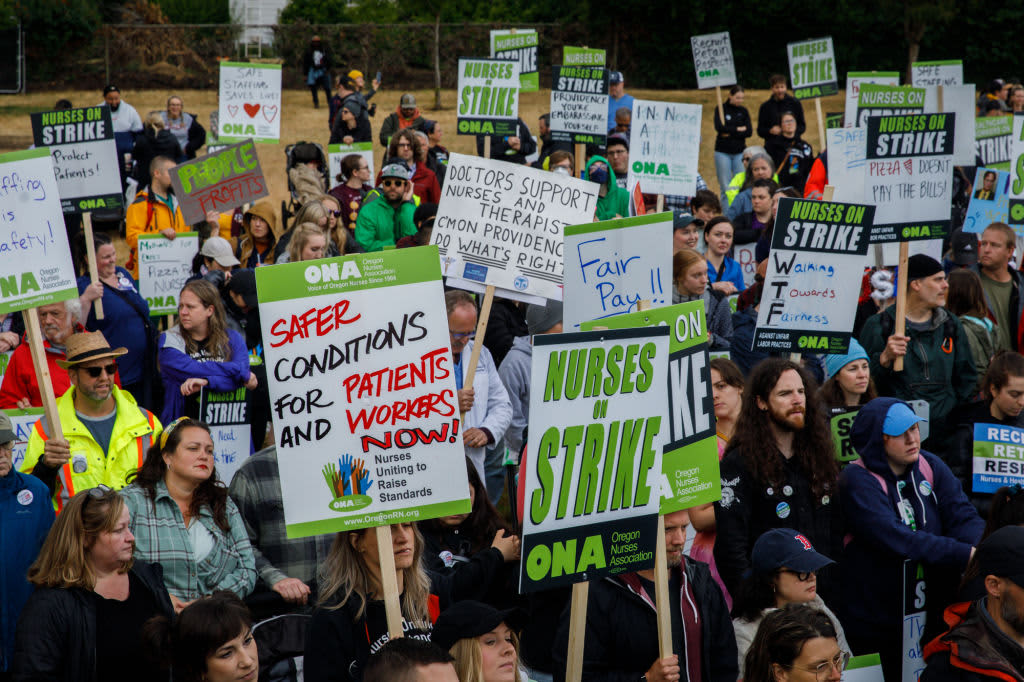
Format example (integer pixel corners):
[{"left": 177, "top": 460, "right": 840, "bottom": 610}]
[
  {"left": 432, "top": 600, "right": 525, "bottom": 682},
  {"left": 320, "top": 192, "right": 363, "bottom": 255},
  {"left": 274, "top": 199, "right": 331, "bottom": 260},
  {"left": 305, "top": 522, "right": 518, "bottom": 682},
  {"left": 280, "top": 222, "right": 328, "bottom": 263},
  {"left": 157, "top": 279, "right": 254, "bottom": 423},
  {"left": 12, "top": 486, "right": 174, "bottom": 682}
]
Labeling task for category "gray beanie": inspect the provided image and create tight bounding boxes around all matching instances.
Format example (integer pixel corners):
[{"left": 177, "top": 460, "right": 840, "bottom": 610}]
[{"left": 526, "top": 300, "right": 563, "bottom": 335}]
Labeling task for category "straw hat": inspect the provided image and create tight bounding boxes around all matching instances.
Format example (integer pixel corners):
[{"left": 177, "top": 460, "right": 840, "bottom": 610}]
[{"left": 57, "top": 331, "right": 128, "bottom": 369}]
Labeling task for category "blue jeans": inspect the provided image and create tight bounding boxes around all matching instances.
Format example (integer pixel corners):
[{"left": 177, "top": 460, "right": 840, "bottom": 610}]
[
  {"left": 483, "top": 444, "right": 506, "bottom": 504},
  {"left": 714, "top": 151, "right": 745, "bottom": 201}
]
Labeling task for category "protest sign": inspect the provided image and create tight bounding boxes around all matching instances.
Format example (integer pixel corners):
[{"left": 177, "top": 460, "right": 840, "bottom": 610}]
[
  {"left": 972, "top": 423, "right": 1024, "bottom": 493},
  {"left": 830, "top": 408, "right": 860, "bottom": 465},
  {"left": 754, "top": 197, "right": 873, "bottom": 353},
  {"left": 976, "top": 116, "right": 1012, "bottom": 171},
  {"left": 136, "top": 232, "right": 199, "bottom": 315},
  {"left": 328, "top": 142, "right": 375, "bottom": 190},
  {"left": 169, "top": 139, "right": 268, "bottom": 224},
  {"left": 218, "top": 62, "right": 282, "bottom": 143},
  {"left": 903, "top": 560, "right": 927, "bottom": 682},
  {"left": 864, "top": 113, "right": 955, "bottom": 244},
  {"left": 627, "top": 100, "right": 702, "bottom": 197},
  {"left": 855, "top": 83, "right": 926, "bottom": 128},
  {"left": 825, "top": 112, "right": 844, "bottom": 128},
  {"left": 844, "top": 654, "right": 885, "bottom": 682},
  {"left": 199, "top": 387, "right": 252, "bottom": 485},
  {"left": 583, "top": 301, "right": 720, "bottom": 512},
  {"left": 30, "top": 105, "right": 122, "bottom": 214},
  {"left": 0, "top": 351, "right": 9, "bottom": 389},
  {"left": 735, "top": 243, "right": 758, "bottom": 287},
  {"left": 0, "top": 148, "right": 78, "bottom": 315},
  {"left": 549, "top": 66, "right": 609, "bottom": 146},
  {"left": 935, "top": 85, "right": 976, "bottom": 165},
  {"left": 845, "top": 72, "right": 900, "bottom": 129},
  {"left": 519, "top": 326, "right": 669, "bottom": 593},
  {"left": 786, "top": 37, "right": 838, "bottom": 99},
  {"left": 256, "top": 247, "right": 470, "bottom": 537},
  {"left": 3, "top": 407, "right": 44, "bottom": 471},
  {"left": 963, "top": 168, "right": 1009, "bottom": 234},
  {"left": 490, "top": 29, "right": 538, "bottom": 92},
  {"left": 1010, "top": 114, "right": 1024, "bottom": 229},
  {"left": 562, "top": 213, "right": 672, "bottom": 329},
  {"left": 911, "top": 60, "right": 963, "bottom": 87},
  {"left": 563, "top": 46, "right": 606, "bottom": 67},
  {"left": 432, "top": 152, "right": 599, "bottom": 301},
  {"left": 456, "top": 58, "right": 520, "bottom": 137},
  {"left": 690, "top": 32, "right": 736, "bottom": 89}
]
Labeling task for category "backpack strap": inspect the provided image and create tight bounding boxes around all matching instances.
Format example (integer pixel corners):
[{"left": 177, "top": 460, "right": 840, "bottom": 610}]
[{"left": 852, "top": 458, "right": 888, "bottom": 496}]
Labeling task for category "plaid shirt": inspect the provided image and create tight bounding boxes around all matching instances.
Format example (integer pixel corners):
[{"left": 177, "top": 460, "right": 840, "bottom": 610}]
[
  {"left": 121, "top": 481, "right": 257, "bottom": 601},
  {"left": 227, "top": 447, "right": 334, "bottom": 589}
]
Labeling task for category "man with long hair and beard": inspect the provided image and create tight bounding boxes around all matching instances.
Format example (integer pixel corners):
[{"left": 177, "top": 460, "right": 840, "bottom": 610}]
[{"left": 713, "top": 358, "right": 842, "bottom": 606}]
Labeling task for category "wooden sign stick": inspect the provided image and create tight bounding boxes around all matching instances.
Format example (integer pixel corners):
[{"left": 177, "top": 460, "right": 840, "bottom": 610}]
[
  {"left": 653, "top": 515, "right": 673, "bottom": 656},
  {"left": 24, "top": 308, "right": 63, "bottom": 437},
  {"left": 893, "top": 241, "right": 910, "bottom": 372},
  {"left": 460, "top": 284, "right": 496, "bottom": 421},
  {"left": 82, "top": 212, "right": 104, "bottom": 319},
  {"left": 815, "top": 98, "right": 827, "bottom": 153},
  {"left": 656, "top": 195, "right": 665, "bottom": 213},
  {"left": 483, "top": 135, "right": 491, "bottom": 160},
  {"left": 574, "top": 142, "right": 585, "bottom": 180},
  {"left": 375, "top": 524, "right": 405, "bottom": 640},
  {"left": 565, "top": 581, "right": 590, "bottom": 682}
]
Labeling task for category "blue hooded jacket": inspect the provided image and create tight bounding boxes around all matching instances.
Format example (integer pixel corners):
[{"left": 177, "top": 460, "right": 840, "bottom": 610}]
[{"left": 838, "top": 397, "right": 983, "bottom": 634}]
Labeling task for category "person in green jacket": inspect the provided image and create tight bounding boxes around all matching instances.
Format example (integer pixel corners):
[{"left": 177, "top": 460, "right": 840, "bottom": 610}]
[
  {"left": 355, "top": 160, "right": 417, "bottom": 251},
  {"left": 584, "top": 155, "right": 629, "bottom": 220}
]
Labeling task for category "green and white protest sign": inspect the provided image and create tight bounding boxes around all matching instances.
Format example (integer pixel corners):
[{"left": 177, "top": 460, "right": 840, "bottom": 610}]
[
  {"left": 690, "top": 32, "right": 736, "bottom": 89},
  {"left": 563, "top": 46, "right": 606, "bottom": 67},
  {"left": 844, "top": 72, "right": 899, "bottom": 129},
  {"left": 490, "top": 29, "right": 538, "bottom": 92},
  {"left": 583, "top": 301, "right": 720, "bottom": 512},
  {"left": 432, "top": 152, "right": 599, "bottom": 301},
  {"left": 457, "top": 58, "right": 520, "bottom": 137},
  {"left": 754, "top": 198, "right": 873, "bottom": 353},
  {"left": 911, "top": 60, "right": 963, "bottom": 87},
  {"left": 550, "top": 66, "right": 609, "bottom": 146},
  {"left": 976, "top": 116, "right": 1012, "bottom": 171},
  {"left": 520, "top": 326, "right": 669, "bottom": 592},
  {"left": 169, "top": 139, "right": 268, "bottom": 224},
  {"left": 786, "top": 37, "right": 837, "bottom": 99},
  {"left": 0, "top": 148, "right": 79, "bottom": 315},
  {"left": 328, "top": 142, "right": 375, "bottom": 190},
  {"left": 1009, "top": 114, "right": 1024, "bottom": 228},
  {"left": 972, "top": 423, "right": 1024, "bottom": 493},
  {"left": 903, "top": 560, "right": 927, "bottom": 682},
  {"left": 844, "top": 654, "right": 885, "bottom": 682},
  {"left": 563, "top": 213, "right": 672, "bottom": 329},
  {"left": 137, "top": 231, "right": 199, "bottom": 315},
  {"left": 855, "top": 83, "right": 926, "bottom": 128},
  {"left": 199, "top": 386, "right": 252, "bottom": 485},
  {"left": 218, "top": 62, "right": 282, "bottom": 143},
  {"left": 830, "top": 408, "right": 860, "bottom": 464},
  {"left": 30, "top": 105, "right": 122, "bottom": 214},
  {"left": 256, "top": 247, "right": 470, "bottom": 537},
  {"left": 4, "top": 407, "right": 44, "bottom": 472},
  {"left": 627, "top": 100, "right": 702, "bottom": 197}
]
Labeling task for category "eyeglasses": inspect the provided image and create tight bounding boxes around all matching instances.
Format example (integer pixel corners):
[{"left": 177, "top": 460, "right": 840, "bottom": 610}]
[
  {"left": 382, "top": 179, "right": 405, "bottom": 188},
  {"left": 778, "top": 569, "right": 815, "bottom": 581},
  {"left": 79, "top": 363, "right": 118, "bottom": 378},
  {"left": 329, "top": 209, "right": 343, "bottom": 217},
  {"left": 450, "top": 331, "right": 476, "bottom": 340},
  {"left": 785, "top": 651, "right": 850, "bottom": 681},
  {"left": 358, "top": 165, "right": 369, "bottom": 171}
]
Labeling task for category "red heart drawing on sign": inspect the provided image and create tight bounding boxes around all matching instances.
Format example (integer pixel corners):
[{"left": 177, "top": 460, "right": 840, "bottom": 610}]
[
  {"left": 227, "top": 104, "right": 239, "bottom": 118},
  {"left": 244, "top": 103, "right": 261, "bottom": 118},
  {"left": 904, "top": 159, "right": 913, "bottom": 175},
  {"left": 263, "top": 104, "right": 278, "bottom": 123}
]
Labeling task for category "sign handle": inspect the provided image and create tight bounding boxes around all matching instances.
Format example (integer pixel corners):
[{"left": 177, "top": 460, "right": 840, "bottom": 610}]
[
  {"left": 24, "top": 308, "right": 63, "bottom": 437},
  {"left": 653, "top": 515, "right": 673, "bottom": 657},
  {"left": 656, "top": 194, "right": 664, "bottom": 213},
  {"left": 460, "top": 284, "right": 496, "bottom": 420},
  {"left": 565, "top": 581, "right": 589, "bottom": 682},
  {"left": 483, "top": 135, "right": 491, "bottom": 160},
  {"left": 815, "top": 98, "right": 827, "bottom": 153},
  {"left": 375, "top": 524, "right": 405, "bottom": 640},
  {"left": 574, "top": 142, "right": 586, "bottom": 180},
  {"left": 937, "top": 85, "right": 944, "bottom": 113},
  {"left": 714, "top": 86, "right": 725, "bottom": 135},
  {"left": 822, "top": 185, "right": 835, "bottom": 202},
  {"left": 82, "top": 212, "right": 104, "bottom": 320},
  {"left": 893, "top": 241, "right": 910, "bottom": 372}
]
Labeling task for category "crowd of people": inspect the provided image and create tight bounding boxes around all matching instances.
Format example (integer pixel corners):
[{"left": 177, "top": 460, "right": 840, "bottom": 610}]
[{"left": 5, "top": 55, "right": 1024, "bottom": 682}]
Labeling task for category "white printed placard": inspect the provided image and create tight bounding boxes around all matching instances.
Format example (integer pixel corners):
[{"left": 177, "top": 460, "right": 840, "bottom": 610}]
[
  {"left": 432, "top": 152, "right": 600, "bottom": 301},
  {"left": 911, "top": 60, "right": 963, "bottom": 87},
  {"left": 255, "top": 247, "right": 471, "bottom": 537},
  {"left": 0, "top": 148, "right": 79, "bottom": 315},
  {"left": 218, "top": 62, "right": 282, "bottom": 143},
  {"left": 844, "top": 72, "right": 900, "bottom": 129},
  {"left": 690, "top": 32, "right": 736, "bottom": 89},
  {"left": 137, "top": 232, "right": 199, "bottom": 316},
  {"left": 3, "top": 408, "right": 45, "bottom": 471},
  {"left": 627, "top": 100, "right": 702, "bottom": 197},
  {"left": 563, "top": 213, "right": 673, "bottom": 329},
  {"left": 328, "top": 142, "right": 375, "bottom": 190}
]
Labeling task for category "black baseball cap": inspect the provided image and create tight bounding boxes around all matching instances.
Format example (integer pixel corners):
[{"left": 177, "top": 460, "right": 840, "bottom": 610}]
[
  {"left": 430, "top": 601, "right": 526, "bottom": 653},
  {"left": 951, "top": 231, "right": 978, "bottom": 266},
  {"left": 227, "top": 268, "right": 258, "bottom": 309},
  {"left": 752, "top": 528, "right": 835, "bottom": 576},
  {"left": 673, "top": 211, "right": 704, "bottom": 232},
  {"left": 977, "top": 526, "right": 1024, "bottom": 585},
  {"left": 103, "top": 85, "right": 120, "bottom": 96}
]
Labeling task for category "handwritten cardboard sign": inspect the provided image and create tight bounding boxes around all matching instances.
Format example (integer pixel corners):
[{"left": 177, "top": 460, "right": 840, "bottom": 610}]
[
  {"left": 550, "top": 66, "right": 609, "bottom": 146},
  {"left": 627, "top": 100, "right": 702, "bottom": 197},
  {"left": 31, "top": 105, "right": 122, "bottom": 214},
  {"left": 490, "top": 29, "right": 539, "bottom": 92},
  {"left": 169, "top": 139, "right": 268, "bottom": 224},
  {"left": 3, "top": 407, "right": 44, "bottom": 471},
  {"left": 911, "top": 60, "right": 963, "bottom": 87},
  {"left": 690, "top": 32, "right": 736, "bottom": 89},
  {"left": 0, "top": 148, "right": 78, "bottom": 315},
  {"left": 137, "top": 231, "right": 199, "bottom": 315},
  {"left": 199, "top": 387, "right": 252, "bottom": 485},
  {"left": 456, "top": 58, "right": 520, "bottom": 137},
  {"left": 218, "top": 62, "right": 282, "bottom": 143}
]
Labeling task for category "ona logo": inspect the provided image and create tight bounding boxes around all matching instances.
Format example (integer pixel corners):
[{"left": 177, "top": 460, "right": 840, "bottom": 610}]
[
  {"left": 222, "top": 123, "right": 256, "bottom": 135},
  {"left": 457, "top": 120, "right": 495, "bottom": 134},
  {"left": 631, "top": 161, "right": 670, "bottom": 176},
  {"left": 514, "top": 275, "right": 529, "bottom": 291},
  {"left": 698, "top": 68, "right": 720, "bottom": 77},
  {"left": 798, "top": 335, "right": 830, "bottom": 349},
  {"left": 304, "top": 261, "right": 362, "bottom": 284},
  {"left": 901, "top": 225, "right": 932, "bottom": 238},
  {"left": 324, "top": 454, "right": 374, "bottom": 512}
]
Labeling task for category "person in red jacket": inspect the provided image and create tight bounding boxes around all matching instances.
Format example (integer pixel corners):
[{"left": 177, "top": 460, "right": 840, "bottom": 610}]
[{"left": 376, "top": 129, "right": 440, "bottom": 204}]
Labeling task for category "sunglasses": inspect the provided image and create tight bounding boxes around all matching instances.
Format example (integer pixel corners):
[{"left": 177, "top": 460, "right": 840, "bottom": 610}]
[
  {"left": 382, "top": 179, "right": 405, "bottom": 188},
  {"left": 79, "top": 363, "right": 117, "bottom": 378},
  {"left": 329, "top": 209, "right": 343, "bottom": 217}
]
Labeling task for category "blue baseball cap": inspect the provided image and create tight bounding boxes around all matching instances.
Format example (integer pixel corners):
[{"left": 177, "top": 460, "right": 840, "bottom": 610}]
[
  {"left": 883, "top": 402, "right": 926, "bottom": 436},
  {"left": 752, "top": 528, "right": 834, "bottom": 576}
]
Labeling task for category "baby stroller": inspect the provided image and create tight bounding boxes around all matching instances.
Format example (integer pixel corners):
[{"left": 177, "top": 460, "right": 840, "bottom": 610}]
[{"left": 282, "top": 141, "right": 329, "bottom": 230}]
